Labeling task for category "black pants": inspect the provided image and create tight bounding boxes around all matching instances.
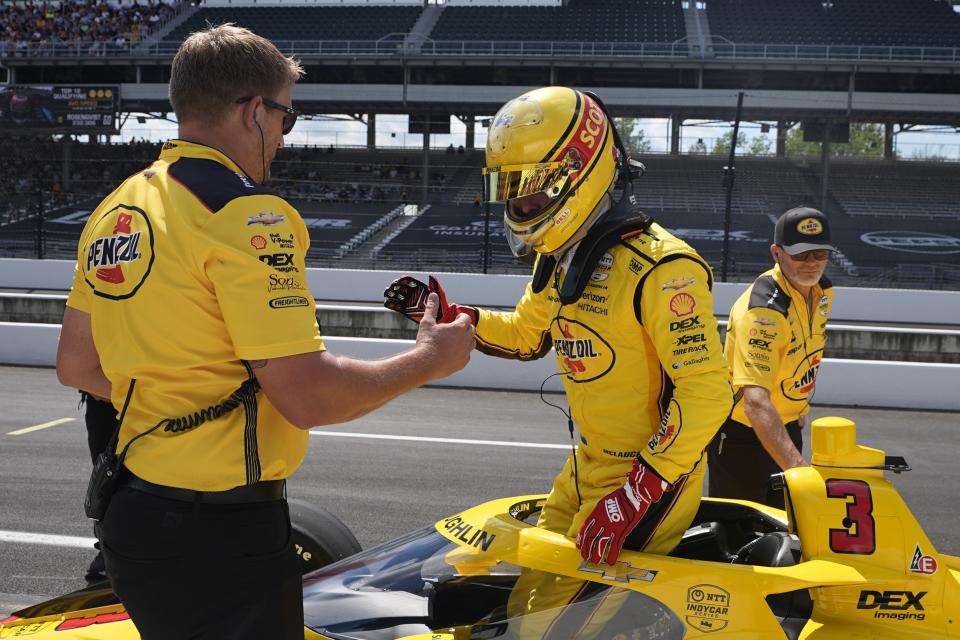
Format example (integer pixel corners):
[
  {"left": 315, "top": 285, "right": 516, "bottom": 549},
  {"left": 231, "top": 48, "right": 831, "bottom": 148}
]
[
  {"left": 99, "top": 482, "right": 303, "bottom": 640},
  {"left": 707, "top": 418, "right": 802, "bottom": 510}
]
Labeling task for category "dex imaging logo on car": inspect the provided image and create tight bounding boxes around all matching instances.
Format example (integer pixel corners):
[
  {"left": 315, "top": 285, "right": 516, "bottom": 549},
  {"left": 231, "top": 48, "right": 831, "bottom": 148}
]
[
  {"left": 857, "top": 590, "right": 926, "bottom": 622},
  {"left": 83, "top": 205, "right": 155, "bottom": 300},
  {"left": 861, "top": 230, "right": 960, "bottom": 254}
]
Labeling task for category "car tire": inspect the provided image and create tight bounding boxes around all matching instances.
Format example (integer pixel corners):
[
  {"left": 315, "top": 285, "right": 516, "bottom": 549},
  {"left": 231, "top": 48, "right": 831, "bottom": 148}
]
[{"left": 288, "top": 498, "right": 362, "bottom": 575}]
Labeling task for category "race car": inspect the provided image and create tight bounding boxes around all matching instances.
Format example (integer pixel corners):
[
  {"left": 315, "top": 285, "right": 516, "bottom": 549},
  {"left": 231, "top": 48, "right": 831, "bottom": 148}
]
[{"left": 3, "top": 416, "right": 958, "bottom": 639}]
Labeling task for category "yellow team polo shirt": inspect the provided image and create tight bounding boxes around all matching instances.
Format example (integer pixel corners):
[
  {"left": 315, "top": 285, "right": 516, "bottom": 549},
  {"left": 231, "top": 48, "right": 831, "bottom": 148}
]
[
  {"left": 66, "top": 140, "right": 324, "bottom": 490},
  {"left": 726, "top": 264, "right": 833, "bottom": 426}
]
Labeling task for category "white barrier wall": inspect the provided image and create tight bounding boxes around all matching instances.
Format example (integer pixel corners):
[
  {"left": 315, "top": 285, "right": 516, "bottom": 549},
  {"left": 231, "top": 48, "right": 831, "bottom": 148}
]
[
  {"left": 4, "top": 323, "right": 960, "bottom": 411},
  {"left": 3, "top": 258, "right": 960, "bottom": 325}
]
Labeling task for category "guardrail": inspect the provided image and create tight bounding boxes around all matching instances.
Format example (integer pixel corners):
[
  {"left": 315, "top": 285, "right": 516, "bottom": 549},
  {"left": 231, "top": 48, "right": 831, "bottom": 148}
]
[{"left": 3, "top": 39, "right": 960, "bottom": 63}]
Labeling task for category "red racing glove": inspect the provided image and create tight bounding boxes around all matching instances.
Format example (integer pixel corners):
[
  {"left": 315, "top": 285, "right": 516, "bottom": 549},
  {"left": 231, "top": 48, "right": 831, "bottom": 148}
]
[
  {"left": 576, "top": 458, "right": 672, "bottom": 565},
  {"left": 383, "top": 275, "right": 477, "bottom": 325}
]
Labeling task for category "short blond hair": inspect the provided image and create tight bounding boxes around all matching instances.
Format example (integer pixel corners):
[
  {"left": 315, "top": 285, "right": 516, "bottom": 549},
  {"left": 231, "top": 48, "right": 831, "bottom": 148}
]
[{"left": 169, "top": 24, "right": 304, "bottom": 126}]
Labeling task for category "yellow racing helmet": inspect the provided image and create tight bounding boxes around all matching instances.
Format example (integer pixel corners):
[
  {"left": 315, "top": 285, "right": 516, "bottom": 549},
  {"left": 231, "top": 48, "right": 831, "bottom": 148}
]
[{"left": 483, "top": 86, "right": 619, "bottom": 256}]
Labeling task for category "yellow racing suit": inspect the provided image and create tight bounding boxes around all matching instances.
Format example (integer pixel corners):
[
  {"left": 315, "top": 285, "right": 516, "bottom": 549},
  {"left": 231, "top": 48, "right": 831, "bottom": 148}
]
[{"left": 474, "top": 221, "right": 732, "bottom": 634}]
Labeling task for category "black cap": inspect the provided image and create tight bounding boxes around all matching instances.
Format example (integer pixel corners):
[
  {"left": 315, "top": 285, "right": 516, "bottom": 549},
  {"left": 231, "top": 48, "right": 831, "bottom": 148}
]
[{"left": 774, "top": 207, "right": 835, "bottom": 255}]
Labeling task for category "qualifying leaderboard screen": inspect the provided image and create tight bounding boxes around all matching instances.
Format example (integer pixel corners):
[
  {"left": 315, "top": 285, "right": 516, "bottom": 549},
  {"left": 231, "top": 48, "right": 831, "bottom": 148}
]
[{"left": 0, "top": 85, "right": 119, "bottom": 133}]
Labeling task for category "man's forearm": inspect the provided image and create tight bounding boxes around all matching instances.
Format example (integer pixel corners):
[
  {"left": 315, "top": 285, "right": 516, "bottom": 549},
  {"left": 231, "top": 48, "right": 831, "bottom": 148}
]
[{"left": 744, "top": 400, "right": 807, "bottom": 470}]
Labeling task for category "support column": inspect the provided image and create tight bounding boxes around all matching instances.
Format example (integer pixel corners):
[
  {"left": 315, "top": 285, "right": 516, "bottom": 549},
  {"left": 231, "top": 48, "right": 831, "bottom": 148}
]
[
  {"left": 465, "top": 115, "right": 475, "bottom": 150},
  {"left": 62, "top": 136, "right": 72, "bottom": 192},
  {"left": 366, "top": 113, "right": 376, "bottom": 149},
  {"left": 671, "top": 116, "right": 681, "bottom": 155},
  {"left": 776, "top": 121, "right": 787, "bottom": 158},
  {"left": 820, "top": 140, "right": 831, "bottom": 212},
  {"left": 884, "top": 122, "right": 895, "bottom": 159},
  {"left": 421, "top": 128, "right": 430, "bottom": 208}
]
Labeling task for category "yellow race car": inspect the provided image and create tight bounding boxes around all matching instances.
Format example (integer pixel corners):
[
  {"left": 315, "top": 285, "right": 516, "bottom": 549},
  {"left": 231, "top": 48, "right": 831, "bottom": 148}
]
[{"left": 3, "top": 417, "right": 957, "bottom": 639}]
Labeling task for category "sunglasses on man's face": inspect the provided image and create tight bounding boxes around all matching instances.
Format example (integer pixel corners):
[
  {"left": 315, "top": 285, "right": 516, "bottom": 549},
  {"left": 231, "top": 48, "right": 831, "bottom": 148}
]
[
  {"left": 235, "top": 96, "right": 299, "bottom": 135},
  {"left": 784, "top": 249, "right": 831, "bottom": 262}
]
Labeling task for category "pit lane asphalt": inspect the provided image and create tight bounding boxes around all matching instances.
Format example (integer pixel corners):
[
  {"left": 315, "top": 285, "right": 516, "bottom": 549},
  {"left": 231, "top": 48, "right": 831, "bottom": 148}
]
[{"left": 1, "top": 364, "right": 958, "bottom": 615}]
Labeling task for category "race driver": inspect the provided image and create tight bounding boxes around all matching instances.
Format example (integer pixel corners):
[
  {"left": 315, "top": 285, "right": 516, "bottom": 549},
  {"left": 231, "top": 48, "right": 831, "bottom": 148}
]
[
  {"left": 708, "top": 207, "right": 835, "bottom": 508},
  {"left": 384, "top": 86, "right": 732, "bottom": 632}
]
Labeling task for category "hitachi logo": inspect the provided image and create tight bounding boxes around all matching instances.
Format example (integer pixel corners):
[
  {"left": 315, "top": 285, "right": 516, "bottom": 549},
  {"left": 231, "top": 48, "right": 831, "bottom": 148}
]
[{"left": 86, "top": 232, "right": 142, "bottom": 272}]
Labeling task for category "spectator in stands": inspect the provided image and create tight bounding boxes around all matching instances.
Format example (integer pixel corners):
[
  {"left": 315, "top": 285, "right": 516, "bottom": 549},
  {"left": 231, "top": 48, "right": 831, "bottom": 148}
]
[
  {"left": 55, "top": 24, "right": 474, "bottom": 639},
  {"left": 0, "top": 1, "right": 178, "bottom": 55},
  {"left": 708, "top": 207, "right": 835, "bottom": 509},
  {"left": 383, "top": 87, "right": 731, "bottom": 637}
]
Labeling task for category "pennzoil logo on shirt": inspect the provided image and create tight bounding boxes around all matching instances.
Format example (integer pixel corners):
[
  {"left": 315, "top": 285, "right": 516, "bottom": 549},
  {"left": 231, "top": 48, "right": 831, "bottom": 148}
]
[
  {"left": 783, "top": 353, "right": 822, "bottom": 400},
  {"left": 551, "top": 317, "right": 615, "bottom": 383},
  {"left": 83, "top": 204, "right": 154, "bottom": 300}
]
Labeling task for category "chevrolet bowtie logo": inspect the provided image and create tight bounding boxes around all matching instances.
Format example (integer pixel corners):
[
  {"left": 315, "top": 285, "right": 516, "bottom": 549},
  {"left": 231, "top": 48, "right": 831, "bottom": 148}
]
[{"left": 578, "top": 560, "right": 658, "bottom": 583}]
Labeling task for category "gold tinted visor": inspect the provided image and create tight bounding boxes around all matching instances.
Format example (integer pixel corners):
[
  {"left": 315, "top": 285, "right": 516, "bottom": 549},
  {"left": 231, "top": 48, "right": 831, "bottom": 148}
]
[{"left": 482, "top": 161, "right": 571, "bottom": 204}]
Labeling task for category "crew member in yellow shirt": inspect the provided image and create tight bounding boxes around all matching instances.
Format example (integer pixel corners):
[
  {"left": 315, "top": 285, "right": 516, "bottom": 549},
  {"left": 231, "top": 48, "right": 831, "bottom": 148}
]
[
  {"left": 384, "top": 87, "right": 731, "bottom": 635},
  {"left": 708, "top": 207, "right": 835, "bottom": 509},
  {"left": 55, "top": 25, "right": 474, "bottom": 640}
]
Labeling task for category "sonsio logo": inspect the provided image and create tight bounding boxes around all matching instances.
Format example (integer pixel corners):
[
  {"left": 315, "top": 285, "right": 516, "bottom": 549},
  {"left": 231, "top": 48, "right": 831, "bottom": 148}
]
[
  {"left": 669, "top": 293, "right": 697, "bottom": 318},
  {"left": 83, "top": 205, "right": 155, "bottom": 301},
  {"left": 268, "top": 296, "right": 309, "bottom": 309},
  {"left": 861, "top": 231, "right": 960, "bottom": 255},
  {"left": 551, "top": 317, "right": 615, "bottom": 383},
  {"left": 797, "top": 218, "right": 823, "bottom": 235}
]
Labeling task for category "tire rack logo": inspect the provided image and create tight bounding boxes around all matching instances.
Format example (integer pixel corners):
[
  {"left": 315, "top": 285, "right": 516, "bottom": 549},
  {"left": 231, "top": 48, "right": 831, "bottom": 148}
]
[
  {"left": 861, "top": 230, "right": 960, "bottom": 254},
  {"left": 910, "top": 544, "right": 938, "bottom": 575},
  {"left": 686, "top": 584, "right": 730, "bottom": 633},
  {"left": 783, "top": 352, "right": 822, "bottom": 401},
  {"left": 551, "top": 317, "right": 615, "bottom": 383},
  {"left": 84, "top": 204, "right": 154, "bottom": 301}
]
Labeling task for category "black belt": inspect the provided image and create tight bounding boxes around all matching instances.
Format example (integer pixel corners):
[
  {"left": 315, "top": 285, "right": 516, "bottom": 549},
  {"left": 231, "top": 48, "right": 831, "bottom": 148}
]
[{"left": 123, "top": 472, "right": 285, "bottom": 504}]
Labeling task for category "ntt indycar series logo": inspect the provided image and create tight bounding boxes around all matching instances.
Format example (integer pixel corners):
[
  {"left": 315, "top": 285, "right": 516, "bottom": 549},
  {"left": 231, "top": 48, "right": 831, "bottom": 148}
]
[{"left": 861, "top": 231, "right": 960, "bottom": 254}]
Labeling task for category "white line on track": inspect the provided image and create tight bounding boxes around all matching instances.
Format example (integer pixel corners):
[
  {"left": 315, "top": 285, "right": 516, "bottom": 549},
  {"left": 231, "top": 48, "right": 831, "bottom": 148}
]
[
  {"left": 0, "top": 432, "right": 563, "bottom": 551},
  {"left": 7, "top": 418, "right": 75, "bottom": 436},
  {"left": 0, "top": 530, "right": 96, "bottom": 549},
  {"left": 309, "top": 430, "right": 570, "bottom": 449}
]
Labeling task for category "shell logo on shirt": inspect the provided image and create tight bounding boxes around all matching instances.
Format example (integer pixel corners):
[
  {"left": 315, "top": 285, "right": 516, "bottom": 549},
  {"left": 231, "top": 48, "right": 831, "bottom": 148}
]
[
  {"left": 669, "top": 292, "right": 697, "bottom": 317},
  {"left": 551, "top": 317, "right": 615, "bottom": 383},
  {"left": 82, "top": 204, "right": 154, "bottom": 300}
]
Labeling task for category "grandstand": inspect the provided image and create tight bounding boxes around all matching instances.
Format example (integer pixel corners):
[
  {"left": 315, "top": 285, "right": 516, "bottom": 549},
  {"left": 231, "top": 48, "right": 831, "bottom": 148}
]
[{"left": 1, "top": 0, "right": 960, "bottom": 289}]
